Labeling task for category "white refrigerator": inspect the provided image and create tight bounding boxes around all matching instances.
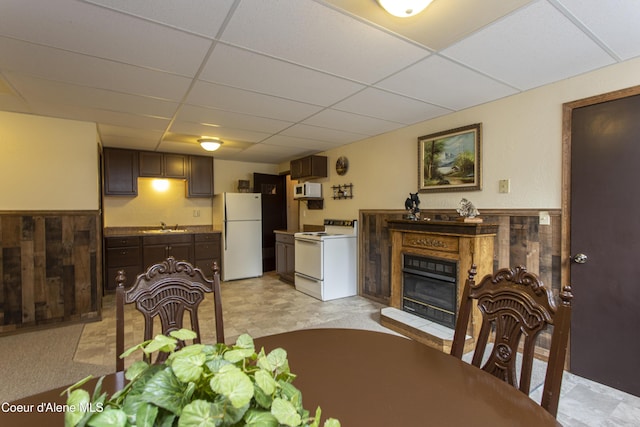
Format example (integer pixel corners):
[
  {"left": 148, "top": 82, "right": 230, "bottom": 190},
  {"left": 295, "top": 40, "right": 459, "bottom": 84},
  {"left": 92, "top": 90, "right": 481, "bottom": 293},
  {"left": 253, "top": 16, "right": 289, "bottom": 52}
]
[{"left": 213, "top": 193, "right": 263, "bottom": 281}]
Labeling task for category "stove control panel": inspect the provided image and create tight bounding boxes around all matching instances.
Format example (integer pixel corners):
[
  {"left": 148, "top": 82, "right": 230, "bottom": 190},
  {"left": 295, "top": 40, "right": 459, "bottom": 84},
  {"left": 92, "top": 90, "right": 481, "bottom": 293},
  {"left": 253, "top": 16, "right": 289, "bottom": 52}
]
[{"left": 324, "top": 219, "right": 356, "bottom": 227}]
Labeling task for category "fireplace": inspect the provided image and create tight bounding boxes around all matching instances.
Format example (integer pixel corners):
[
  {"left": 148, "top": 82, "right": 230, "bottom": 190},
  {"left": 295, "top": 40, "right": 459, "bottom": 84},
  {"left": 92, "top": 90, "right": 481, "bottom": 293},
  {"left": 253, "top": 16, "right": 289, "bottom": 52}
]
[
  {"left": 381, "top": 219, "right": 496, "bottom": 351},
  {"left": 402, "top": 254, "right": 457, "bottom": 329}
]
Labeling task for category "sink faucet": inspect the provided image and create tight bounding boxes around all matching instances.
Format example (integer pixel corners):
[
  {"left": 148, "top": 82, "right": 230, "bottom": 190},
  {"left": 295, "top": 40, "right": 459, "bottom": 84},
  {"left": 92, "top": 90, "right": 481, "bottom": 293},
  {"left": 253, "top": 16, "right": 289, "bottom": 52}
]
[{"left": 161, "top": 221, "right": 166, "bottom": 230}]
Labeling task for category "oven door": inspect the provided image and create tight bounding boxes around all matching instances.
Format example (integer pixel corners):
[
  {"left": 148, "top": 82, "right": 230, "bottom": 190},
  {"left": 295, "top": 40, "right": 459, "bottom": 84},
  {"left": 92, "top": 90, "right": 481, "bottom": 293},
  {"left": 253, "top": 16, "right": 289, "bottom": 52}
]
[{"left": 294, "top": 237, "right": 323, "bottom": 280}]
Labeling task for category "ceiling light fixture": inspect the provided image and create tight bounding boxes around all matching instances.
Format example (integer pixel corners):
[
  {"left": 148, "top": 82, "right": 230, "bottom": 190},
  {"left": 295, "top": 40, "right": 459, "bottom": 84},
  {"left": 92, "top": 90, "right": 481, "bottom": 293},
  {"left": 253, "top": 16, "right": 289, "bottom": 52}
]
[
  {"left": 377, "top": 0, "right": 433, "bottom": 17},
  {"left": 198, "top": 138, "right": 223, "bottom": 151}
]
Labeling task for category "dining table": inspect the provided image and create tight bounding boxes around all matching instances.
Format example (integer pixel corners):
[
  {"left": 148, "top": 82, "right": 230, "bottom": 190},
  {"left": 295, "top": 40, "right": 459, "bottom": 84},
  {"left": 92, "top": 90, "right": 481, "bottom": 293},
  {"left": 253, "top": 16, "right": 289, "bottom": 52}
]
[{"left": 1, "top": 328, "right": 560, "bottom": 426}]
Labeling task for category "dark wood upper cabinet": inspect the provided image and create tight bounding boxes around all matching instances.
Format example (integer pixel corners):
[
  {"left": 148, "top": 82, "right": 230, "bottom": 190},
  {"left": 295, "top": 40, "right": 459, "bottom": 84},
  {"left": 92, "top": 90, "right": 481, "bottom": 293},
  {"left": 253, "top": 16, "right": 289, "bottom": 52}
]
[
  {"left": 103, "top": 149, "right": 212, "bottom": 197},
  {"left": 187, "top": 155, "right": 214, "bottom": 197},
  {"left": 290, "top": 155, "right": 327, "bottom": 180},
  {"left": 139, "top": 151, "right": 163, "bottom": 177},
  {"left": 103, "top": 148, "right": 139, "bottom": 196},
  {"left": 164, "top": 154, "right": 187, "bottom": 178},
  {"left": 139, "top": 152, "right": 187, "bottom": 178}
]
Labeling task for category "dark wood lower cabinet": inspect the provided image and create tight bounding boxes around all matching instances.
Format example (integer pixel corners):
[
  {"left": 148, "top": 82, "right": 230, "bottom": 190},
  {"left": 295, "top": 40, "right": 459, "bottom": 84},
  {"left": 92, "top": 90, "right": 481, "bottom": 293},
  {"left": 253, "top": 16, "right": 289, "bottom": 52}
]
[
  {"left": 194, "top": 233, "right": 222, "bottom": 278},
  {"left": 275, "top": 231, "right": 295, "bottom": 284},
  {"left": 142, "top": 234, "right": 193, "bottom": 269},
  {"left": 105, "top": 236, "right": 141, "bottom": 291},
  {"left": 104, "top": 232, "right": 221, "bottom": 292}
]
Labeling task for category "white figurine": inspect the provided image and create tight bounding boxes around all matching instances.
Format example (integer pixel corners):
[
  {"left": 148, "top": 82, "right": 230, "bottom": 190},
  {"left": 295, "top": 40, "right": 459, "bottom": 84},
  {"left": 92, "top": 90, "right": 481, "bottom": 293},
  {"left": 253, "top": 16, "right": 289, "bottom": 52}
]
[{"left": 457, "top": 198, "right": 479, "bottom": 218}]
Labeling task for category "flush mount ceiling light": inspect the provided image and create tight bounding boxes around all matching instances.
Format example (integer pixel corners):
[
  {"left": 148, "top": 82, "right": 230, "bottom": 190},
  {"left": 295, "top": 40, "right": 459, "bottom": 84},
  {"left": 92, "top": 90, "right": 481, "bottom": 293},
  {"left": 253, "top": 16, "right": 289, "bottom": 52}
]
[
  {"left": 377, "top": 0, "right": 433, "bottom": 17},
  {"left": 198, "top": 138, "right": 223, "bottom": 151}
]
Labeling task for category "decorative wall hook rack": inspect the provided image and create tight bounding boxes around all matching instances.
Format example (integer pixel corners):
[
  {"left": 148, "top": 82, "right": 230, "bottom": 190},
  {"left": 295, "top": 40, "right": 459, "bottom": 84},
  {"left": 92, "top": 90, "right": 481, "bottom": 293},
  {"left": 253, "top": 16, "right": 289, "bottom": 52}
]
[{"left": 332, "top": 183, "right": 353, "bottom": 200}]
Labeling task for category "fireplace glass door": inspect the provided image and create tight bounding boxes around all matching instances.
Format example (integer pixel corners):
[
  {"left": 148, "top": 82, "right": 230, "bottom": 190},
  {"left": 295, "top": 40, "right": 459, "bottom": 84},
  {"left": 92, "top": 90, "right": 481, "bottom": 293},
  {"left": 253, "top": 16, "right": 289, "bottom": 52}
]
[{"left": 402, "top": 254, "right": 457, "bottom": 328}]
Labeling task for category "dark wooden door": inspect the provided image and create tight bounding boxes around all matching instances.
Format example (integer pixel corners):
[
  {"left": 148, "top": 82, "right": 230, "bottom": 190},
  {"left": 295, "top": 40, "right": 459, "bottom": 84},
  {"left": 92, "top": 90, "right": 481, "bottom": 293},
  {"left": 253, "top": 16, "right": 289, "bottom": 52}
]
[
  {"left": 254, "top": 173, "right": 287, "bottom": 272},
  {"left": 570, "top": 93, "right": 640, "bottom": 397}
]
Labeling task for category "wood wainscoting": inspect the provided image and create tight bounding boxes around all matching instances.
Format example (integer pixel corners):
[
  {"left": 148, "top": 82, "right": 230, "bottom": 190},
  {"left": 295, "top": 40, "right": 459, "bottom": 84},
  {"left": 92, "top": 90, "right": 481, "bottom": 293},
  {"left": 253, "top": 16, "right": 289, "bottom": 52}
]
[{"left": 0, "top": 211, "right": 102, "bottom": 335}]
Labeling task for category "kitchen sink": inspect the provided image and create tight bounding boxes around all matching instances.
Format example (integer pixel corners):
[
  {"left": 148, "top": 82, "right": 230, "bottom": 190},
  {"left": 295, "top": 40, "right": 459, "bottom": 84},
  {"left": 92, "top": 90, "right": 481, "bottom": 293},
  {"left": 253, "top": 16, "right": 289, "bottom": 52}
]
[{"left": 142, "top": 229, "right": 188, "bottom": 234}]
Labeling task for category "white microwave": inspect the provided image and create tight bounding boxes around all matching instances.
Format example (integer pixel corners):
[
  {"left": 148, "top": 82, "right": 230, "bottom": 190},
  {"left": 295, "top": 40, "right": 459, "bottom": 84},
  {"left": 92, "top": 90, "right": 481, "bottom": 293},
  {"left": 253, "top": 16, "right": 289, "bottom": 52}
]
[{"left": 294, "top": 182, "right": 322, "bottom": 199}]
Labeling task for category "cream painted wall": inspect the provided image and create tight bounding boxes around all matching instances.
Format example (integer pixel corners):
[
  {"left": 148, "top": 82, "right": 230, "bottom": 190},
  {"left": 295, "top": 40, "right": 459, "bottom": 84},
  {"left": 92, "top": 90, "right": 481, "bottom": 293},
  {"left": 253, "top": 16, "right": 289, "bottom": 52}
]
[
  {"left": 103, "top": 159, "right": 278, "bottom": 227},
  {"left": 0, "top": 111, "right": 99, "bottom": 210},
  {"left": 292, "top": 57, "right": 640, "bottom": 226}
]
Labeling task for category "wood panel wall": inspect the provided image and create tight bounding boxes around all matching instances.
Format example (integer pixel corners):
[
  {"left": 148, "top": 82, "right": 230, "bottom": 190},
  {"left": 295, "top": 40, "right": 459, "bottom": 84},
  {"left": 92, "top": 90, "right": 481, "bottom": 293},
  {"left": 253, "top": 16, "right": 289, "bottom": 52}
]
[
  {"left": 359, "top": 208, "right": 562, "bottom": 304},
  {"left": 0, "top": 212, "right": 102, "bottom": 334}
]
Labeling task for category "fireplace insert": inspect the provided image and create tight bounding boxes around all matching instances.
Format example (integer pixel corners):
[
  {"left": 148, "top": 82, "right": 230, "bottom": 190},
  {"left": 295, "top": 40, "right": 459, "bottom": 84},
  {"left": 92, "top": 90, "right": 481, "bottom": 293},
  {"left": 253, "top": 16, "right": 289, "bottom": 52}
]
[{"left": 402, "top": 254, "right": 458, "bottom": 329}]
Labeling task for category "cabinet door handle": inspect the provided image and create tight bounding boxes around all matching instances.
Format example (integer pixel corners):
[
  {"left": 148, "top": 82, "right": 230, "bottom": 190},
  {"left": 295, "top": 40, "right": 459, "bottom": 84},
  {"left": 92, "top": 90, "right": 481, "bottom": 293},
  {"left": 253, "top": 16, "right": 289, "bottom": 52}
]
[{"left": 121, "top": 250, "right": 127, "bottom": 255}]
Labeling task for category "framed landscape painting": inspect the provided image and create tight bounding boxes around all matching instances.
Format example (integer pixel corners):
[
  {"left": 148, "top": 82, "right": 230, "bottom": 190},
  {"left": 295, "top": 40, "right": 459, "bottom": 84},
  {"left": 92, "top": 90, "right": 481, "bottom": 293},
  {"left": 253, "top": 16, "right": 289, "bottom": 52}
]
[{"left": 418, "top": 123, "right": 482, "bottom": 193}]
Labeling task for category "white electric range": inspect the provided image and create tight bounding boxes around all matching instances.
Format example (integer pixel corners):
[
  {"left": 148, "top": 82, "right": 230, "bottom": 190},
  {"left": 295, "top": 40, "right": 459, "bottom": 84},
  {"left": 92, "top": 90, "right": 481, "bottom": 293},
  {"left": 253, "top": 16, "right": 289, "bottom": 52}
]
[{"left": 294, "top": 219, "right": 357, "bottom": 301}]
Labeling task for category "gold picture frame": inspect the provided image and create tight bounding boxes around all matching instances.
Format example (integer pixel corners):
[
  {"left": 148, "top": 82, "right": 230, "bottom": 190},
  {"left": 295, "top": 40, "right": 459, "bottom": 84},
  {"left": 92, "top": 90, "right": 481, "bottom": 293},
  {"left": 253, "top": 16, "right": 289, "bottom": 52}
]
[{"left": 418, "top": 123, "right": 482, "bottom": 193}]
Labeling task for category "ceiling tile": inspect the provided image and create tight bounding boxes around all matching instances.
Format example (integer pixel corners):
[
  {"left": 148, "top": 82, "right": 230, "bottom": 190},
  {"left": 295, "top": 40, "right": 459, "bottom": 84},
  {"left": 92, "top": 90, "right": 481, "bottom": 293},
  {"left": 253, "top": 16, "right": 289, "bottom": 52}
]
[
  {"left": 0, "top": 0, "right": 212, "bottom": 76},
  {"left": 0, "top": 37, "right": 192, "bottom": 101},
  {"left": 99, "top": 134, "right": 162, "bottom": 151},
  {"left": 376, "top": 55, "right": 518, "bottom": 110},
  {"left": 441, "top": 1, "right": 615, "bottom": 90},
  {"left": 9, "top": 74, "right": 179, "bottom": 117},
  {"left": 175, "top": 104, "right": 294, "bottom": 134},
  {"left": 220, "top": 0, "right": 430, "bottom": 83},
  {"left": 261, "top": 134, "right": 343, "bottom": 152},
  {"left": 83, "top": 0, "right": 237, "bottom": 38},
  {"left": 303, "top": 108, "right": 406, "bottom": 136},
  {"left": 200, "top": 43, "right": 365, "bottom": 106},
  {"left": 32, "top": 103, "right": 170, "bottom": 133},
  {"left": 281, "top": 123, "right": 368, "bottom": 144},
  {"left": 230, "top": 143, "right": 313, "bottom": 164},
  {"left": 332, "top": 87, "right": 452, "bottom": 124},
  {"left": 557, "top": 0, "right": 640, "bottom": 60},
  {"left": 186, "top": 80, "right": 324, "bottom": 122}
]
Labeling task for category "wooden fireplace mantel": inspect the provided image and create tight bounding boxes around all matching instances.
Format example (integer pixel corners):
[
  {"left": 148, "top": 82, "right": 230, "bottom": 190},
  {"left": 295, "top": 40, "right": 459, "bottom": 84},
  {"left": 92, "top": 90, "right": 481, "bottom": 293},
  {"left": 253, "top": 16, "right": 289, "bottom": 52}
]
[{"left": 382, "top": 219, "right": 497, "bottom": 352}]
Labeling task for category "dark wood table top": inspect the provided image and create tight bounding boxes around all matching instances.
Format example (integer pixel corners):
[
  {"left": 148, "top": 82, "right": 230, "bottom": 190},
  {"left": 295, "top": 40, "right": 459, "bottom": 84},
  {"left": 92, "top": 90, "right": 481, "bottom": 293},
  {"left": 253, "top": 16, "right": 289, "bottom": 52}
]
[
  {"left": 254, "top": 329, "right": 560, "bottom": 427},
  {"left": 1, "top": 328, "right": 560, "bottom": 426}
]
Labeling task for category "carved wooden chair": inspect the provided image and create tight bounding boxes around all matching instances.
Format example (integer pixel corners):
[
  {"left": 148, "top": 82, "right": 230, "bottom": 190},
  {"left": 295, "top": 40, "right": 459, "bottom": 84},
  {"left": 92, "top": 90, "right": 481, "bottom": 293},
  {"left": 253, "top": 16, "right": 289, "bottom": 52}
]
[
  {"left": 450, "top": 265, "right": 573, "bottom": 417},
  {"left": 115, "top": 256, "right": 225, "bottom": 372}
]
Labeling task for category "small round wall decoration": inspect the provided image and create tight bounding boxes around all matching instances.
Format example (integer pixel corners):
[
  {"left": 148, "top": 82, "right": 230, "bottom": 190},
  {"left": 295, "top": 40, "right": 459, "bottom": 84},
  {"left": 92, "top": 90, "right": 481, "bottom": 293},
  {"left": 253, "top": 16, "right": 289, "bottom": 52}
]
[{"left": 336, "top": 156, "right": 349, "bottom": 176}]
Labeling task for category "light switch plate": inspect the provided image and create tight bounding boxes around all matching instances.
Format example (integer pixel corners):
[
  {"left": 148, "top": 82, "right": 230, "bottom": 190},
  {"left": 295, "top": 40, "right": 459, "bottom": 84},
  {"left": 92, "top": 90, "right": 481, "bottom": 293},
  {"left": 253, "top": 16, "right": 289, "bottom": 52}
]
[{"left": 498, "top": 179, "right": 510, "bottom": 193}]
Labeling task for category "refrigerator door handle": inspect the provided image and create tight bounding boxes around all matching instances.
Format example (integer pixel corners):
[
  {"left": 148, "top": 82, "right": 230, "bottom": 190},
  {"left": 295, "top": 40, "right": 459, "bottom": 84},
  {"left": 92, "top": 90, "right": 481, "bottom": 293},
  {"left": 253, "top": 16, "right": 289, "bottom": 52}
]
[{"left": 224, "top": 195, "right": 228, "bottom": 251}]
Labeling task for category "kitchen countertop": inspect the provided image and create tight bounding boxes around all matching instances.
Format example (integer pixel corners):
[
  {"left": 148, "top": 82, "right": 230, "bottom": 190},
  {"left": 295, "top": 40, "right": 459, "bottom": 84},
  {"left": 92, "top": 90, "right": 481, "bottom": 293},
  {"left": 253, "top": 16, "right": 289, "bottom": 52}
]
[
  {"left": 274, "top": 229, "right": 298, "bottom": 235},
  {"left": 104, "top": 226, "right": 221, "bottom": 237}
]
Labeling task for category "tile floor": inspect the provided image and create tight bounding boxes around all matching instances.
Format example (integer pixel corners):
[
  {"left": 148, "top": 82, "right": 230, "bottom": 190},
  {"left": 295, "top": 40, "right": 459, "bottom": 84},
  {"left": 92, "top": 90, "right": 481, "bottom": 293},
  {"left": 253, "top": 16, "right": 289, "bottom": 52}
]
[{"left": 75, "top": 272, "right": 640, "bottom": 426}]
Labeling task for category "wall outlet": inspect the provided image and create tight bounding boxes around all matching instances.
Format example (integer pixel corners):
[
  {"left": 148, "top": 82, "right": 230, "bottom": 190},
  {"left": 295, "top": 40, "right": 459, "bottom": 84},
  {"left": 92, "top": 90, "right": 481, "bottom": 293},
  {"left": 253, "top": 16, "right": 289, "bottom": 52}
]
[
  {"left": 193, "top": 209, "right": 200, "bottom": 217},
  {"left": 539, "top": 211, "right": 551, "bottom": 225},
  {"left": 498, "top": 179, "right": 510, "bottom": 193}
]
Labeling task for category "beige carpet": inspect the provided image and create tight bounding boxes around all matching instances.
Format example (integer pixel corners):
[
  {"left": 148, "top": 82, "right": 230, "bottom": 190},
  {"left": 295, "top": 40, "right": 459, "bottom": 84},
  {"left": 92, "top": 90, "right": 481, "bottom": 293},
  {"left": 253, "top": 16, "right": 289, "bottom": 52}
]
[{"left": 0, "top": 324, "right": 112, "bottom": 402}]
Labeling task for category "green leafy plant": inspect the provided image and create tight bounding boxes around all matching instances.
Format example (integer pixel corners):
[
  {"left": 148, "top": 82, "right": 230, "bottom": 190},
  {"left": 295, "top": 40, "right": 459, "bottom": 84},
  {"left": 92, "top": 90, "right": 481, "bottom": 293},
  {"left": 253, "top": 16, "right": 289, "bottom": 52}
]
[{"left": 63, "top": 329, "right": 340, "bottom": 427}]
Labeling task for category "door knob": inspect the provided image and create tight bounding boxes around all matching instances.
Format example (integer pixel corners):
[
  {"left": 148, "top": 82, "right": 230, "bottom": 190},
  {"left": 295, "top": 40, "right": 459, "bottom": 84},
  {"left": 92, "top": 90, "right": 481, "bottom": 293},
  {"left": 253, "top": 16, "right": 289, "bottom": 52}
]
[{"left": 573, "top": 253, "right": 588, "bottom": 264}]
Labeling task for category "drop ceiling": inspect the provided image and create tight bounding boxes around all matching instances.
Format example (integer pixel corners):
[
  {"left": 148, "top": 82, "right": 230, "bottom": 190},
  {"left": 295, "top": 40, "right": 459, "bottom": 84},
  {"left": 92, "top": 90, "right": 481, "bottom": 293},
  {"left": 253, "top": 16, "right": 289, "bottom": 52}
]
[{"left": 1, "top": 0, "right": 638, "bottom": 164}]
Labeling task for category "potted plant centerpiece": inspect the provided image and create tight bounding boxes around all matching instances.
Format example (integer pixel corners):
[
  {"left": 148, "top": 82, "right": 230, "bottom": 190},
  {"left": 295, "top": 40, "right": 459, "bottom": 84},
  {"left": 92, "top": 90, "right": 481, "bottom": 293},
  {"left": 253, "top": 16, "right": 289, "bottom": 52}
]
[{"left": 63, "top": 329, "right": 340, "bottom": 427}]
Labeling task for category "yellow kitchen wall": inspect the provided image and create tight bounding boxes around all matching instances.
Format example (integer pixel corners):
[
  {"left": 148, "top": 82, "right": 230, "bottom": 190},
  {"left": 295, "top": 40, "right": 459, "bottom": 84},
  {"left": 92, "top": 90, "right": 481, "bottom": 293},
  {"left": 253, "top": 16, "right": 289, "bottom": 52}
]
[
  {"left": 103, "top": 178, "right": 213, "bottom": 227},
  {"left": 291, "top": 56, "right": 640, "bottom": 226},
  {"left": 103, "top": 158, "right": 278, "bottom": 227},
  {"left": 0, "top": 111, "right": 99, "bottom": 210}
]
